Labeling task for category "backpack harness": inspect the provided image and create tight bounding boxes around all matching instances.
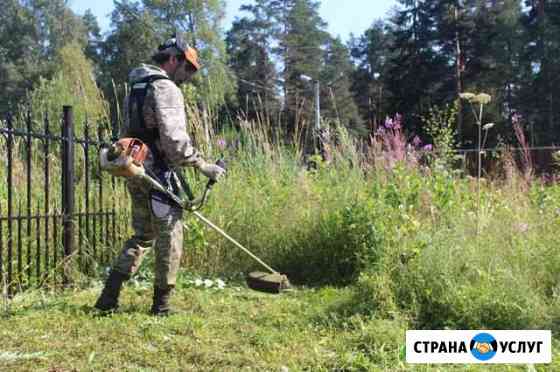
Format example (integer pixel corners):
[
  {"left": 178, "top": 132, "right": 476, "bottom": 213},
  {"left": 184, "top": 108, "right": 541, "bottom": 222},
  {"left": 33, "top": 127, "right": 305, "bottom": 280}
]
[
  {"left": 127, "top": 74, "right": 170, "bottom": 165},
  {"left": 127, "top": 74, "right": 194, "bottom": 204}
]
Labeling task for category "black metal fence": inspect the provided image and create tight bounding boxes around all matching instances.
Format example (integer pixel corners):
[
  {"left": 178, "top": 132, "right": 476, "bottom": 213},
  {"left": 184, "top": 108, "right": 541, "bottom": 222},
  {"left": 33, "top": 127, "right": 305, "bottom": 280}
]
[{"left": 0, "top": 106, "right": 129, "bottom": 294}]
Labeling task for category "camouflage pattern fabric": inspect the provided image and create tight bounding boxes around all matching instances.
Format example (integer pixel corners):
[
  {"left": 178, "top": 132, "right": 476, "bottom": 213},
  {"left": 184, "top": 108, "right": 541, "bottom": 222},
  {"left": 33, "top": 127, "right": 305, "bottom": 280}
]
[
  {"left": 121, "top": 64, "right": 201, "bottom": 168},
  {"left": 113, "top": 178, "right": 183, "bottom": 289}
]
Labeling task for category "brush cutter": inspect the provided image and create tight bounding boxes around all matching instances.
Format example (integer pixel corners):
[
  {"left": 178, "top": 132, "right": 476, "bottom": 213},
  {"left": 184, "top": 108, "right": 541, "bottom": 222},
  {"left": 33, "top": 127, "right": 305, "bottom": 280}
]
[{"left": 100, "top": 138, "right": 291, "bottom": 293}]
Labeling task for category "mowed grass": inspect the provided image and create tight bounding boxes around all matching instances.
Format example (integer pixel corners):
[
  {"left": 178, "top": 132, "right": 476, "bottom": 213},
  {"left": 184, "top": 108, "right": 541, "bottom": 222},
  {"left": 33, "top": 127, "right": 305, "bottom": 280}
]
[{"left": 1, "top": 279, "right": 558, "bottom": 371}]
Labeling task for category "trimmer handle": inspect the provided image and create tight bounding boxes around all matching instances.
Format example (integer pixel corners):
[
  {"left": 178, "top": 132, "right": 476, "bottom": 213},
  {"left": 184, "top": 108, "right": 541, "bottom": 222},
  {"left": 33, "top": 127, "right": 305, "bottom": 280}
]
[
  {"left": 206, "top": 159, "right": 227, "bottom": 189},
  {"left": 216, "top": 158, "right": 227, "bottom": 170}
]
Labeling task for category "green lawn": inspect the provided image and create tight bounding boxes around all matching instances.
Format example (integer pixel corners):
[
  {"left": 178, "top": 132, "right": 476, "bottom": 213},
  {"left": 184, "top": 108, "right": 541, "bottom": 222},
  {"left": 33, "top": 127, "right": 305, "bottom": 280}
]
[{"left": 0, "top": 279, "right": 557, "bottom": 371}]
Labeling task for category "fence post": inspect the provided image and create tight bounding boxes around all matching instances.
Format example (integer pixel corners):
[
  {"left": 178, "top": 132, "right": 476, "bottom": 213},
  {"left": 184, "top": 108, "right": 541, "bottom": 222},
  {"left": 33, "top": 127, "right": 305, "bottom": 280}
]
[
  {"left": 62, "top": 106, "right": 75, "bottom": 286},
  {"left": 6, "top": 114, "right": 14, "bottom": 295}
]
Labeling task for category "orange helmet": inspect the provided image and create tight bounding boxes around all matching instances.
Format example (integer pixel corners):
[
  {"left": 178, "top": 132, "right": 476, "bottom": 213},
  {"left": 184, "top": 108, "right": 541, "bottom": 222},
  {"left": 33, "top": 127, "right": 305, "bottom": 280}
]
[{"left": 157, "top": 34, "right": 201, "bottom": 71}]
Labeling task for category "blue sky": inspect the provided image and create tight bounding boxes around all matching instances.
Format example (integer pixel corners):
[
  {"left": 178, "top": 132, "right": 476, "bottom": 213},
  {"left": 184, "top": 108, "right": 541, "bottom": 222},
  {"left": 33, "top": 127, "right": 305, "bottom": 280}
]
[{"left": 69, "top": 0, "right": 397, "bottom": 41}]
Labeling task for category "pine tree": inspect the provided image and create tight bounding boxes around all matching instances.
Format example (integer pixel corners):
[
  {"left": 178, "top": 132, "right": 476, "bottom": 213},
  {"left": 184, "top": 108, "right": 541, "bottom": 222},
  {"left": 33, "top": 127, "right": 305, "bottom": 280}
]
[
  {"left": 519, "top": 0, "right": 560, "bottom": 145},
  {"left": 227, "top": 0, "right": 364, "bottom": 139},
  {"left": 384, "top": 0, "right": 527, "bottom": 147},
  {"left": 385, "top": 0, "right": 451, "bottom": 135},
  {"left": 83, "top": 9, "right": 103, "bottom": 70},
  {"left": 229, "top": 0, "right": 331, "bottom": 137},
  {"left": 226, "top": 5, "right": 278, "bottom": 119},
  {"left": 431, "top": 0, "right": 524, "bottom": 145},
  {"left": 281, "top": 0, "right": 329, "bottom": 135},
  {"left": 349, "top": 20, "right": 392, "bottom": 134},
  {"left": 321, "top": 36, "right": 363, "bottom": 135}
]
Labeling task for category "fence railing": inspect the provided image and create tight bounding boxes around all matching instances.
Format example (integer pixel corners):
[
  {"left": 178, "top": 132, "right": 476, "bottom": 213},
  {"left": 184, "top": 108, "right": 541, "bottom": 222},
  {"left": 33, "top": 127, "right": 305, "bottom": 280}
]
[{"left": 0, "top": 106, "right": 129, "bottom": 294}]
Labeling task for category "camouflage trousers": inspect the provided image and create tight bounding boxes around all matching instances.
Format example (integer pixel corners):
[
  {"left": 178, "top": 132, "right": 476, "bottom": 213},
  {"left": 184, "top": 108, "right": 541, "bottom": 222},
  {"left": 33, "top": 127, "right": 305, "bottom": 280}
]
[{"left": 112, "top": 178, "right": 183, "bottom": 289}]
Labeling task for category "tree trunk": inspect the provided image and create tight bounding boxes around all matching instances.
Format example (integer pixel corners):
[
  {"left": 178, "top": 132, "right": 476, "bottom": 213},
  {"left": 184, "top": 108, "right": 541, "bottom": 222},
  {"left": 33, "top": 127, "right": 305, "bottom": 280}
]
[
  {"left": 536, "top": 0, "right": 553, "bottom": 139},
  {"left": 454, "top": 5, "right": 464, "bottom": 144}
]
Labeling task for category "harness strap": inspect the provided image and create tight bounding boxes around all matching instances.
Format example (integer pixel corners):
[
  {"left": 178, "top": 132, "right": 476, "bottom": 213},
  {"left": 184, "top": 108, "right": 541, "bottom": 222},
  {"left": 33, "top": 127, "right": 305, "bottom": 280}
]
[{"left": 128, "top": 74, "right": 170, "bottom": 165}]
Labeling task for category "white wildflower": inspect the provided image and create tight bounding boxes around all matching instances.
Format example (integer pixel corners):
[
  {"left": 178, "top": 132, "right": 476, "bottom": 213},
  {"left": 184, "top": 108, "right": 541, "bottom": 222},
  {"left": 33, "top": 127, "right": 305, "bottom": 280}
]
[
  {"left": 460, "top": 92, "right": 476, "bottom": 101},
  {"left": 474, "top": 93, "right": 492, "bottom": 105}
]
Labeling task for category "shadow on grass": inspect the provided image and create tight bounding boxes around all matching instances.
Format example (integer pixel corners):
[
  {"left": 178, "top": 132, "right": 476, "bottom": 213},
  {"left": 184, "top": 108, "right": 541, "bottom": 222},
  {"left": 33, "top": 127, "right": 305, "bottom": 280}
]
[{"left": 3, "top": 297, "right": 158, "bottom": 319}]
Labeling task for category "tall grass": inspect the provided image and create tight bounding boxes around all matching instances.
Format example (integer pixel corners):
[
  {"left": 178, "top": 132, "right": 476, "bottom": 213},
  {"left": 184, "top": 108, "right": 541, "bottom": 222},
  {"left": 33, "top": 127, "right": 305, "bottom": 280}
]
[{"left": 180, "top": 111, "right": 560, "bottom": 334}]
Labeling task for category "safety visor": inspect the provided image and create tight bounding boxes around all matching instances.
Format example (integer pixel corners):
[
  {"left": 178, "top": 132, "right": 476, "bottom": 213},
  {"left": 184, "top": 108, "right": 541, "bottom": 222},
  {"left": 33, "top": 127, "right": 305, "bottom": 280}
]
[{"left": 159, "top": 35, "right": 201, "bottom": 71}]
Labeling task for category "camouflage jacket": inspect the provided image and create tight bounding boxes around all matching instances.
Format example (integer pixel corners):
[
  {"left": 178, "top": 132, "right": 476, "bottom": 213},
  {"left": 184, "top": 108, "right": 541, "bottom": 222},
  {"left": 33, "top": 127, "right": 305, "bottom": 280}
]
[{"left": 121, "top": 64, "right": 200, "bottom": 168}]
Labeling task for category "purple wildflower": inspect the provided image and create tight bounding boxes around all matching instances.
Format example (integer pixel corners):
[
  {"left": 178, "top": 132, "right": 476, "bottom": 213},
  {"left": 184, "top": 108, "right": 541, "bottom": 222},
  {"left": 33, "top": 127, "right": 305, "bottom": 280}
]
[
  {"left": 512, "top": 113, "right": 522, "bottom": 126},
  {"left": 423, "top": 144, "right": 433, "bottom": 151},
  {"left": 412, "top": 135, "right": 422, "bottom": 147},
  {"left": 216, "top": 138, "right": 227, "bottom": 150},
  {"left": 384, "top": 117, "right": 394, "bottom": 129},
  {"left": 394, "top": 113, "right": 403, "bottom": 129}
]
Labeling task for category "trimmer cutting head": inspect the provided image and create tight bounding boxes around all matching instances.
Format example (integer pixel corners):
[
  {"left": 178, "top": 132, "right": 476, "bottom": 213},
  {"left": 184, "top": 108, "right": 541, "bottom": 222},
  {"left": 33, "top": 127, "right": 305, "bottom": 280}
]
[{"left": 246, "top": 272, "right": 291, "bottom": 294}]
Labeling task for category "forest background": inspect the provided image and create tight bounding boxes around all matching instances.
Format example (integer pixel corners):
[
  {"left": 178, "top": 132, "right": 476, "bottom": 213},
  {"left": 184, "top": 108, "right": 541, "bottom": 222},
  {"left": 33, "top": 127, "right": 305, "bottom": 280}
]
[{"left": 2, "top": 0, "right": 560, "bottom": 150}]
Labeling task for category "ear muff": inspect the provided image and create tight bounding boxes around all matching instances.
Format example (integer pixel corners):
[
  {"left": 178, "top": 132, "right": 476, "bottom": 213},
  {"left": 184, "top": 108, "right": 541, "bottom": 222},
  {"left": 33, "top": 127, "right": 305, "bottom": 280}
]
[{"left": 184, "top": 47, "right": 201, "bottom": 71}]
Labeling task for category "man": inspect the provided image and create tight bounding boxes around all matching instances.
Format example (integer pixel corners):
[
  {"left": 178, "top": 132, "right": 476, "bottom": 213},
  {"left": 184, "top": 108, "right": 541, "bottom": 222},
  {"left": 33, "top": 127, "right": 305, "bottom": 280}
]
[{"left": 94, "top": 35, "right": 225, "bottom": 315}]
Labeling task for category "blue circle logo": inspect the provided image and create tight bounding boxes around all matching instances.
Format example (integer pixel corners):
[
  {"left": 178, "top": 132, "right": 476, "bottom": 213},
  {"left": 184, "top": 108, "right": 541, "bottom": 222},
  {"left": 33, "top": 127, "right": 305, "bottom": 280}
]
[{"left": 470, "top": 333, "right": 498, "bottom": 361}]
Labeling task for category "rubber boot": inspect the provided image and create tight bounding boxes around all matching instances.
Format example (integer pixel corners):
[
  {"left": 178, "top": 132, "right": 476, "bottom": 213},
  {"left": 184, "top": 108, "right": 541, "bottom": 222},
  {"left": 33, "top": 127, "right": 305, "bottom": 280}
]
[
  {"left": 94, "top": 271, "right": 129, "bottom": 312},
  {"left": 150, "top": 286, "right": 173, "bottom": 316}
]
